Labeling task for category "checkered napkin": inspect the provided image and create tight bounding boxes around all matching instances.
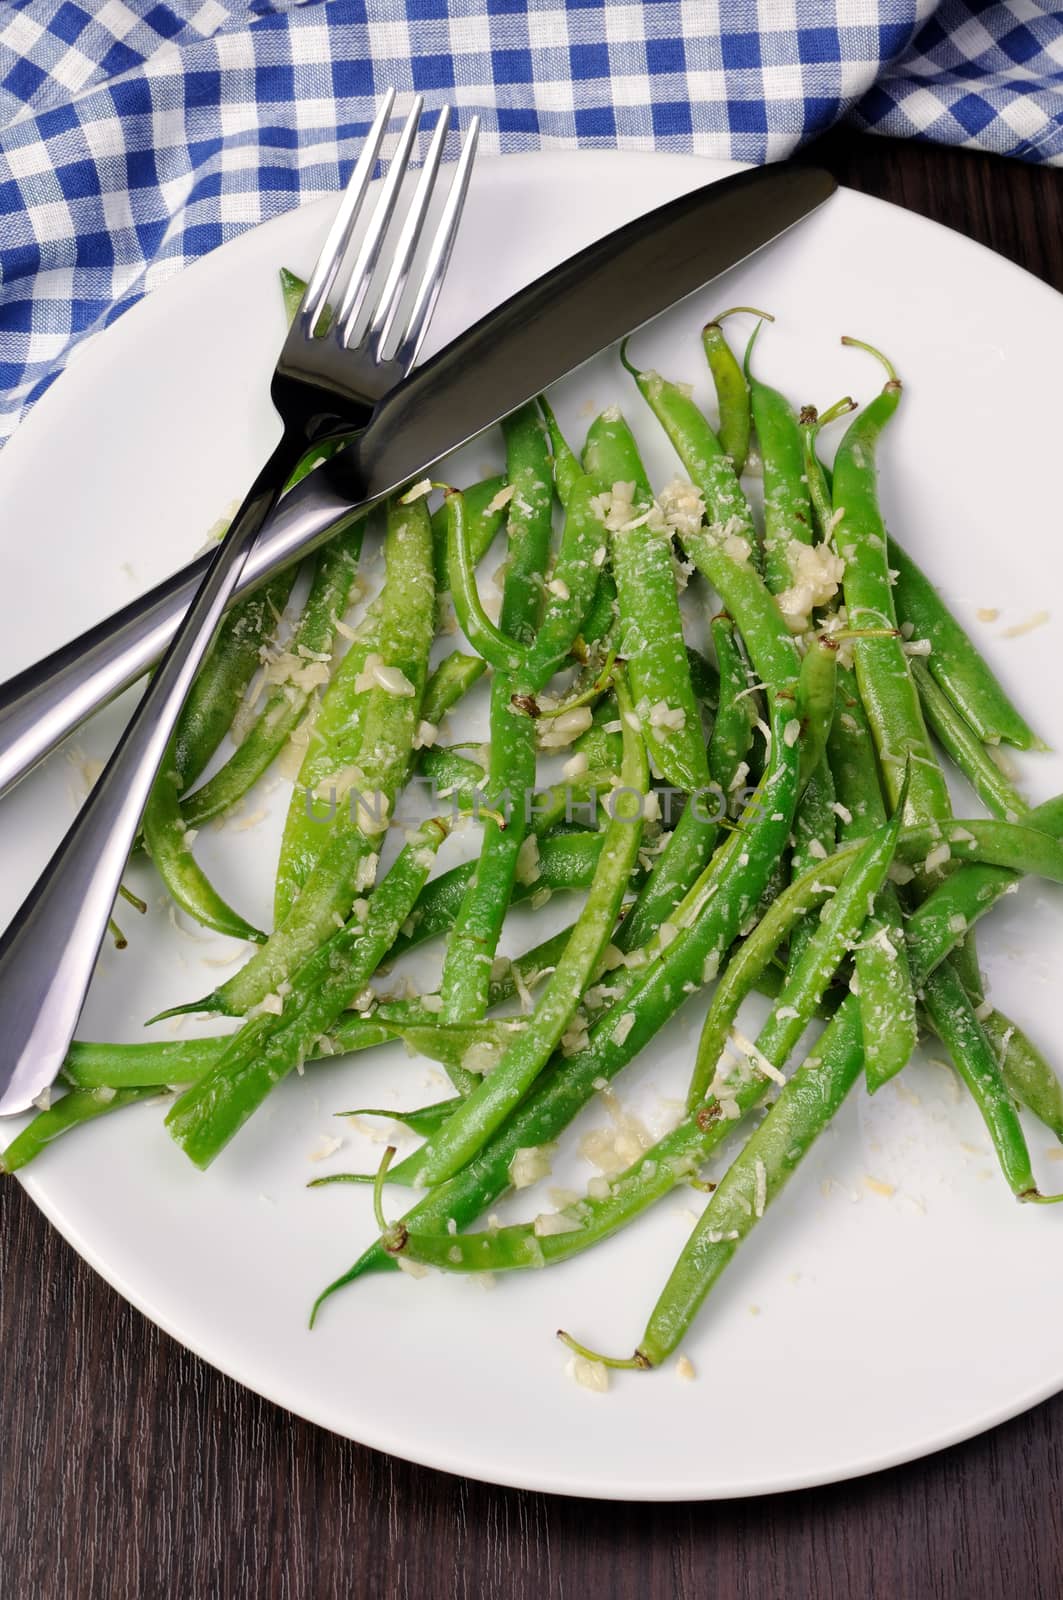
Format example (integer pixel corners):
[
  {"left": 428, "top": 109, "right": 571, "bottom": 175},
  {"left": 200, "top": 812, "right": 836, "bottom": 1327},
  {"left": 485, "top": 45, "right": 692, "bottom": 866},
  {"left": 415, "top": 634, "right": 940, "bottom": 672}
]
[{"left": 2, "top": 0, "right": 1061, "bottom": 441}]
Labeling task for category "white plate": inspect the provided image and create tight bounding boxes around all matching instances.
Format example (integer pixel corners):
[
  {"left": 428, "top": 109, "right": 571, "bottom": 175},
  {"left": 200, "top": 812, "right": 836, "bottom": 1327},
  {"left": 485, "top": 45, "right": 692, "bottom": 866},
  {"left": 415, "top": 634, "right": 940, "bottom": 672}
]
[{"left": 4, "top": 151, "right": 1063, "bottom": 1501}]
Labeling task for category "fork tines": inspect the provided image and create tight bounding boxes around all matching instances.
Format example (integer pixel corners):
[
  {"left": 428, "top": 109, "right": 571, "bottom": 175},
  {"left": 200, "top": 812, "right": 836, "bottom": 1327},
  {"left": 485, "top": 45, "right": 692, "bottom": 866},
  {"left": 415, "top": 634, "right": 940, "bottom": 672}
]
[{"left": 299, "top": 92, "right": 479, "bottom": 376}]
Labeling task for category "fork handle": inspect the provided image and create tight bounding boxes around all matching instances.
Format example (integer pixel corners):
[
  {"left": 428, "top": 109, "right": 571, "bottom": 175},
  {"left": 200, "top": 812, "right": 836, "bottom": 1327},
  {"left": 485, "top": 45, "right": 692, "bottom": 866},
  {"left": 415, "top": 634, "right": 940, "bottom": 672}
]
[
  {"left": 0, "top": 461, "right": 363, "bottom": 800},
  {"left": 0, "top": 435, "right": 306, "bottom": 1115}
]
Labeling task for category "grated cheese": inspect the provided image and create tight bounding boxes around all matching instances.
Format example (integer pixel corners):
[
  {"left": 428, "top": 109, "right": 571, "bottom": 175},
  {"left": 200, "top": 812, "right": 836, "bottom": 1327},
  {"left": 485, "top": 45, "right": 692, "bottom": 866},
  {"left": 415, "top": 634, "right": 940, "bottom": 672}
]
[
  {"left": 515, "top": 833, "right": 542, "bottom": 886},
  {"left": 486, "top": 483, "right": 515, "bottom": 515},
  {"left": 566, "top": 1355, "right": 609, "bottom": 1393},
  {"left": 309, "top": 1133, "right": 342, "bottom": 1162},
  {"left": 509, "top": 1145, "right": 553, "bottom": 1189},
  {"left": 534, "top": 1211, "right": 582, "bottom": 1237},
  {"left": 1001, "top": 609, "right": 1050, "bottom": 639}
]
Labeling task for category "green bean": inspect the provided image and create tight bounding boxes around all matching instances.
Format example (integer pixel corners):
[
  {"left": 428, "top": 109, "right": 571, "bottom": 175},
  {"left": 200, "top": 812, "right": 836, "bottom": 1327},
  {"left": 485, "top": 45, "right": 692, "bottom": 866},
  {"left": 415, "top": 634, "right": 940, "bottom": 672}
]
[
  {"left": 706, "top": 613, "right": 756, "bottom": 797},
  {"left": 836, "top": 342, "right": 993, "bottom": 1041},
  {"left": 619, "top": 657, "right": 787, "bottom": 964},
  {"left": 181, "top": 524, "right": 364, "bottom": 829},
  {"left": 582, "top": 405, "right": 654, "bottom": 497},
  {"left": 518, "top": 475, "right": 610, "bottom": 693},
  {"left": 198, "top": 496, "right": 435, "bottom": 1017},
  {"left": 176, "top": 570, "right": 300, "bottom": 791},
  {"left": 786, "top": 634, "right": 841, "bottom": 968},
  {"left": 406, "top": 670, "right": 648, "bottom": 1185},
  {"left": 327, "top": 1099, "right": 460, "bottom": 1143},
  {"left": 272, "top": 600, "right": 382, "bottom": 923},
  {"left": 615, "top": 792, "right": 717, "bottom": 957},
  {"left": 686, "top": 646, "right": 720, "bottom": 713},
  {"left": 622, "top": 351, "right": 798, "bottom": 692},
  {"left": 63, "top": 1038, "right": 230, "bottom": 1088},
  {"left": 581, "top": 410, "right": 709, "bottom": 793},
  {"left": 420, "top": 652, "right": 486, "bottom": 729},
  {"left": 61, "top": 1021, "right": 388, "bottom": 1089},
  {"left": 615, "top": 614, "right": 743, "bottom": 954},
  {"left": 827, "top": 663, "right": 885, "bottom": 836},
  {"left": 834, "top": 342, "right": 947, "bottom": 821},
  {"left": 983, "top": 1010, "right": 1063, "bottom": 1143},
  {"left": 498, "top": 404, "right": 554, "bottom": 647},
  {"left": 752, "top": 367, "right": 837, "bottom": 973},
  {"left": 418, "top": 745, "right": 486, "bottom": 809},
  {"left": 911, "top": 658, "right": 1029, "bottom": 821},
  {"left": 921, "top": 961, "right": 1059, "bottom": 1202},
  {"left": 795, "top": 635, "right": 838, "bottom": 789},
  {"left": 0, "top": 1086, "right": 165, "bottom": 1172},
  {"left": 167, "top": 818, "right": 451, "bottom": 1168},
  {"left": 826, "top": 662, "right": 916, "bottom": 1087},
  {"left": 279, "top": 266, "right": 307, "bottom": 324},
  {"left": 142, "top": 567, "right": 298, "bottom": 941},
  {"left": 578, "top": 569, "right": 619, "bottom": 648},
  {"left": 888, "top": 537, "right": 1044, "bottom": 751},
  {"left": 701, "top": 306, "right": 771, "bottom": 477},
  {"left": 786, "top": 760, "right": 836, "bottom": 969},
  {"left": 437, "top": 405, "right": 551, "bottom": 1030},
  {"left": 744, "top": 320, "right": 812, "bottom": 590},
  {"left": 540, "top": 396, "right": 583, "bottom": 508},
  {"left": 445, "top": 486, "right": 527, "bottom": 672},
  {"left": 430, "top": 475, "right": 507, "bottom": 592},
  {"left": 571, "top": 696, "right": 623, "bottom": 775},
  {"left": 142, "top": 762, "right": 266, "bottom": 942},
  {"left": 799, "top": 398, "right": 855, "bottom": 541}
]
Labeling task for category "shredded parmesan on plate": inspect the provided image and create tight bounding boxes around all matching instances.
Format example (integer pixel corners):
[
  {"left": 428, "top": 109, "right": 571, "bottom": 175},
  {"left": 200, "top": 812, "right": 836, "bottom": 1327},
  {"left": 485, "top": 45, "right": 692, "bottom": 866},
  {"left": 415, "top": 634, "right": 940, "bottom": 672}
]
[
  {"left": 1001, "top": 609, "right": 1050, "bottom": 638},
  {"left": 486, "top": 483, "right": 515, "bottom": 515},
  {"left": 515, "top": 833, "right": 541, "bottom": 886},
  {"left": 461, "top": 1040, "right": 500, "bottom": 1076},
  {"left": 309, "top": 1133, "right": 342, "bottom": 1162},
  {"left": 539, "top": 706, "right": 593, "bottom": 749},
  {"left": 534, "top": 1211, "right": 581, "bottom": 1237},
  {"left": 509, "top": 1145, "right": 553, "bottom": 1189},
  {"left": 566, "top": 1355, "right": 609, "bottom": 1392},
  {"left": 401, "top": 478, "right": 433, "bottom": 504},
  {"left": 353, "top": 653, "right": 416, "bottom": 697},
  {"left": 776, "top": 540, "right": 846, "bottom": 633},
  {"left": 754, "top": 1158, "right": 767, "bottom": 1218}
]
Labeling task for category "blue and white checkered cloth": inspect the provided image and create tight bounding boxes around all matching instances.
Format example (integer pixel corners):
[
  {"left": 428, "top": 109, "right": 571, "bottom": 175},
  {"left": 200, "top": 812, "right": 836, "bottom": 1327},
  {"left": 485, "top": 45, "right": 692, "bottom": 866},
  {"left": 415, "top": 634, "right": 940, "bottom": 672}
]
[{"left": 2, "top": 0, "right": 1061, "bottom": 441}]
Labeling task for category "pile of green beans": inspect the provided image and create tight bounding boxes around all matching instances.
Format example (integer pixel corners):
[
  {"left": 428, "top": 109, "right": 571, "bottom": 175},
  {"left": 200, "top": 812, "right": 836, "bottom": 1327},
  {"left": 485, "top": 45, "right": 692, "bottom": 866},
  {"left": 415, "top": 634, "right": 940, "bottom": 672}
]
[{"left": 10, "top": 297, "right": 1063, "bottom": 1384}]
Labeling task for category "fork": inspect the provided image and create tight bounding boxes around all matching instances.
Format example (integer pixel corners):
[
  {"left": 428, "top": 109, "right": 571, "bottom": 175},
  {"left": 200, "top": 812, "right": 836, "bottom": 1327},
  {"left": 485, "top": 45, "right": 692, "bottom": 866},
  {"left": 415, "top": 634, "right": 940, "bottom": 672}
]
[{"left": 0, "top": 92, "right": 479, "bottom": 1116}]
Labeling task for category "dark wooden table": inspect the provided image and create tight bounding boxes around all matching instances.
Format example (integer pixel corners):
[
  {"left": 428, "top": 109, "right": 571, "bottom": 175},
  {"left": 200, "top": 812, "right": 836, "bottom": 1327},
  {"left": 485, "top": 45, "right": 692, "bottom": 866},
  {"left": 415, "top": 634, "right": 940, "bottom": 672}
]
[{"left": 3, "top": 131, "right": 1063, "bottom": 1600}]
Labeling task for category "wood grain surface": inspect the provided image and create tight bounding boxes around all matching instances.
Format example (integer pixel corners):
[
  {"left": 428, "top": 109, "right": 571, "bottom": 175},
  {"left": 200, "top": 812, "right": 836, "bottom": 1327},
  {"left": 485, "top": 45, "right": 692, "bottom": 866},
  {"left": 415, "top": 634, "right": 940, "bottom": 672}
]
[{"left": 3, "top": 130, "right": 1063, "bottom": 1600}]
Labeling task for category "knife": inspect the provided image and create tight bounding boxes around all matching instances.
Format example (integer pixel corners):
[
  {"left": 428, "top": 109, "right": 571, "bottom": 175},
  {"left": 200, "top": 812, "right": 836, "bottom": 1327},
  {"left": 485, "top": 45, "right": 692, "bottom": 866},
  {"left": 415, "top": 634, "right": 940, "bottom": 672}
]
[{"left": 0, "top": 162, "right": 835, "bottom": 798}]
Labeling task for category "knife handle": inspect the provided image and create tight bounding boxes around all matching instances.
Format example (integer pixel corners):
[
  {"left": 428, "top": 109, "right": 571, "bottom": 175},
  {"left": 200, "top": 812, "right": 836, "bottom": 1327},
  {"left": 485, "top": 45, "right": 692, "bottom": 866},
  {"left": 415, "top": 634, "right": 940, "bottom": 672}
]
[{"left": 0, "top": 467, "right": 366, "bottom": 799}]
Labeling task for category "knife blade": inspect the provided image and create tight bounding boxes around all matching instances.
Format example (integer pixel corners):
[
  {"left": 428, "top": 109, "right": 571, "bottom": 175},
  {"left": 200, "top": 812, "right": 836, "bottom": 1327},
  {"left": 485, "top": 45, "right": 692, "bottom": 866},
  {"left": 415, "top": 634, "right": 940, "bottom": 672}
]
[
  {"left": 0, "top": 161, "right": 834, "bottom": 798},
  {"left": 337, "top": 161, "right": 836, "bottom": 501}
]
